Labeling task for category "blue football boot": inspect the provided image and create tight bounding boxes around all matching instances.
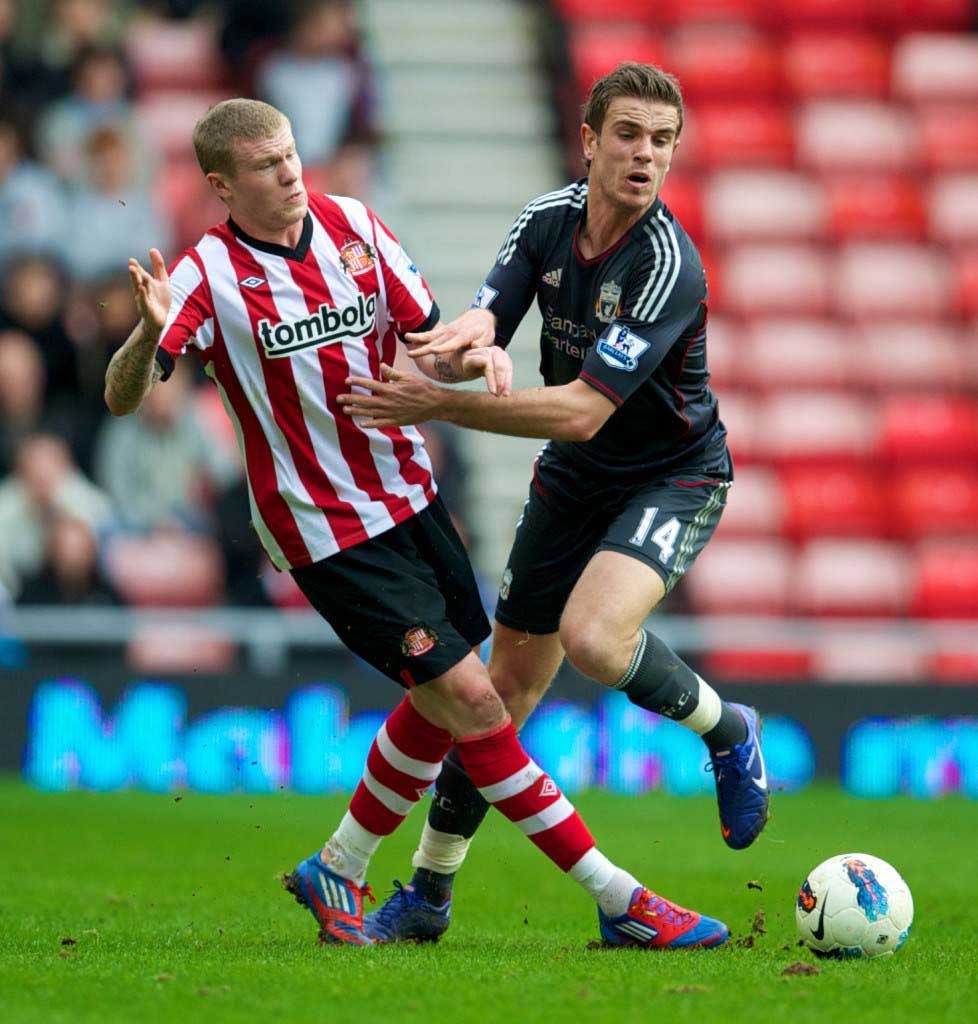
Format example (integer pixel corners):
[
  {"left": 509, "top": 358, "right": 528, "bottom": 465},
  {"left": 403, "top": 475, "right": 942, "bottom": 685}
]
[
  {"left": 282, "top": 853, "right": 375, "bottom": 946},
  {"left": 709, "top": 703, "right": 770, "bottom": 850},
  {"left": 363, "top": 880, "right": 451, "bottom": 944},
  {"left": 599, "top": 886, "right": 729, "bottom": 949}
]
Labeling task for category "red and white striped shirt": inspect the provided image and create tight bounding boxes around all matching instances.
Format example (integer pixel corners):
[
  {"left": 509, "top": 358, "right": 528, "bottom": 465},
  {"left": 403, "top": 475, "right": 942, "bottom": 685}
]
[{"left": 157, "top": 193, "right": 439, "bottom": 570}]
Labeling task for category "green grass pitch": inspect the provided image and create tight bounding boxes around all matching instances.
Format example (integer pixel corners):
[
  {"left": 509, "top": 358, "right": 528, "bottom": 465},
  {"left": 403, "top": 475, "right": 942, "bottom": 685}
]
[{"left": 1, "top": 778, "right": 976, "bottom": 1024}]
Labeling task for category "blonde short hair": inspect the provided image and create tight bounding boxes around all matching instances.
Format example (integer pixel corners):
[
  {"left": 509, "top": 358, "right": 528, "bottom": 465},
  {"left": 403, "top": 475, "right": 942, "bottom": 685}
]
[{"left": 192, "top": 98, "right": 289, "bottom": 177}]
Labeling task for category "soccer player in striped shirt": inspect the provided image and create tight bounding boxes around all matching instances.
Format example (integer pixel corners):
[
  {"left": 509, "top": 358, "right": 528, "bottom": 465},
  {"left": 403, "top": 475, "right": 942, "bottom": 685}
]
[
  {"left": 103, "top": 98, "right": 728, "bottom": 949},
  {"left": 340, "top": 64, "right": 769, "bottom": 945}
]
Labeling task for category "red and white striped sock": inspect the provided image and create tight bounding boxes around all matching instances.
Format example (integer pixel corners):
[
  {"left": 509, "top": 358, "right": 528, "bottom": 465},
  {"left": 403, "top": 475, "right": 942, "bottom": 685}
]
[
  {"left": 324, "top": 698, "right": 453, "bottom": 884},
  {"left": 454, "top": 718, "right": 597, "bottom": 872}
]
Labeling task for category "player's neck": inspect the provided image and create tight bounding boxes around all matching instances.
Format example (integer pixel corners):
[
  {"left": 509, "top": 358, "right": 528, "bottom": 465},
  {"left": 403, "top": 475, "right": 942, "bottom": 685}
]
[
  {"left": 579, "top": 190, "right": 653, "bottom": 260},
  {"left": 228, "top": 211, "right": 306, "bottom": 250}
]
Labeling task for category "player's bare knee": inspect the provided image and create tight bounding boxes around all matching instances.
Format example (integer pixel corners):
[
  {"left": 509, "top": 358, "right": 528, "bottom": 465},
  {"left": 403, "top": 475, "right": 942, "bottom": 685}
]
[{"left": 559, "top": 617, "right": 628, "bottom": 686}]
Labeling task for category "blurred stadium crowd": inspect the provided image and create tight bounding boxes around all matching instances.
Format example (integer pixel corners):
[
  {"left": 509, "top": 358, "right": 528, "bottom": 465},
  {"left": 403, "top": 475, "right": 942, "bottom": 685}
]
[{"left": 0, "top": 0, "right": 471, "bottom": 614}]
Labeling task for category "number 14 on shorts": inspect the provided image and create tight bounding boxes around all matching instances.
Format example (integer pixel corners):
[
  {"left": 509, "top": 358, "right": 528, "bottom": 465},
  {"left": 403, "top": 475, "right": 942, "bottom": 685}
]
[{"left": 630, "top": 507, "right": 680, "bottom": 564}]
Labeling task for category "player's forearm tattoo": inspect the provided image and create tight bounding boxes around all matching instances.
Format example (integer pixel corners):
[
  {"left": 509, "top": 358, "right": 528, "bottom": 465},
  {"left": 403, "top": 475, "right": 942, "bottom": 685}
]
[
  {"left": 433, "top": 354, "right": 461, "bottom": 383},
  {"left": 105, "top": 331, "right": 161, "bottom": 410}
]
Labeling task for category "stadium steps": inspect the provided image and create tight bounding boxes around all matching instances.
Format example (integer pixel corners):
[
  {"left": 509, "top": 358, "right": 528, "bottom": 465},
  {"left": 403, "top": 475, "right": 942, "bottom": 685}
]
[{"left": 364, "top": 0, "right": 563, "bottom": 575}]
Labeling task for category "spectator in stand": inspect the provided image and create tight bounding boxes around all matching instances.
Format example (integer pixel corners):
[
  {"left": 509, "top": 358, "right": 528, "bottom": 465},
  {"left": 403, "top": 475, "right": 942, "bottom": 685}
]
[
  {"left": 93, "top": 359, "right": 239, "bottom": 534},
  {"left": 0, "top": 0, "right": 53, "bottom": 127},
  {"left": 0, "top": 255, "right": 79, "bottom": 410},
  {"left": 0, "top": 329, "right": 76, "bottom": 477},
  {"left": 28, "top": 0, "right": 123, "bottom": 103},
  {"left": 0, "top": 433, "right": 112, "bottom": 601},
  {"left": 0, "top": 120, "right": 68, "bottom": 268},
  {"left": 64, "top": 126, "right": 171, "bottom": 283},
  {"left": 36, "top": 43, "right": 144, "bottom": 183},
  {"left": 257, "top": 0, "right": 375, "bottom": 196},
  {"left": 18, "top": 512, "right": 119, "bottom": 605}
]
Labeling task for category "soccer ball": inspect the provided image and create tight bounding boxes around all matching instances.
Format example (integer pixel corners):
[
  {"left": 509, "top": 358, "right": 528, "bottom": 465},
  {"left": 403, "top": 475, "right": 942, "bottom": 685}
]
[{"left": 795, "top": 853, "right": 913, "bottom": 959}]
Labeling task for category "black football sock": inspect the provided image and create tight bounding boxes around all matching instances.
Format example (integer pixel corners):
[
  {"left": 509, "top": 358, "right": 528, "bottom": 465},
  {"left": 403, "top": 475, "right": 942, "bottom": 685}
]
[
  {"left": 409, "top": 747, "right": 490, "bottom": 901},
  {"left": 615, "top": 630, "right": 747, "bottom": 753}
]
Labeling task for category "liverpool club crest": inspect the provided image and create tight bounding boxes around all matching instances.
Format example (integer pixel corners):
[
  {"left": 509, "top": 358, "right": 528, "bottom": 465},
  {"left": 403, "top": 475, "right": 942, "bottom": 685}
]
[{"left": 595, "top": 280, "right": 622, "bottom": 323}]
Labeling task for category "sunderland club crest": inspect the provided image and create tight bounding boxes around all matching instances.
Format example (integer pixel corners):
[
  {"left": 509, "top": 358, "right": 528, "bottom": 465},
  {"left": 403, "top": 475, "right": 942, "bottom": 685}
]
[
  {"left": 595, "top": 280, "right": 622, "bottom": 323},
  {"left": 339, "top": 237, "right": 377, "bottom": 276}
]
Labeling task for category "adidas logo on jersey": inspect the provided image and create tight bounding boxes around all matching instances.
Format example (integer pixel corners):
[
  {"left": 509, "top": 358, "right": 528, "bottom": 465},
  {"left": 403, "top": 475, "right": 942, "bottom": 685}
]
[
  {"left": 256, "top": 293, "right": 376, "bottom": 359},
  {"left": 541, "top": 268, "right": 562, "bottom": 288}
]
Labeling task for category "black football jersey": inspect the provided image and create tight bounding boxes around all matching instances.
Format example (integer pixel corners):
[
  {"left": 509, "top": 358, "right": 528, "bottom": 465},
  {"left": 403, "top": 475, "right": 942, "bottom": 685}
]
[{"left": 477, "top": 178, "right": 726, "bottom": 479}]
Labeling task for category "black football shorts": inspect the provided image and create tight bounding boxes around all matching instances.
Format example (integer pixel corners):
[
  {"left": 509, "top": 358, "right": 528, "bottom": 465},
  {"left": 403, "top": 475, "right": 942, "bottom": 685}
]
[
  {"left": 291, "top": 496, "right": 491, "bottom": 688},
  {"left": 494, "top": 447, "right": 732, "bottom": 635}
]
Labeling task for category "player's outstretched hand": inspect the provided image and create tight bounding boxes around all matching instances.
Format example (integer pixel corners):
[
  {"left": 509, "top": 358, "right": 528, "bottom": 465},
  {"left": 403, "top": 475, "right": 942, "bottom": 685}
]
[
  {"left": 405, "top": 306, "right": 496, "bottom": 358},
  {"left": 460, "top": 345, "right": 513, "bottom": 397},
  {"left": 128, "top": 248, "right": 171, "bottom": 337},
  {"left": 340, "top": 364, "right": 441, "bottom": 428}
]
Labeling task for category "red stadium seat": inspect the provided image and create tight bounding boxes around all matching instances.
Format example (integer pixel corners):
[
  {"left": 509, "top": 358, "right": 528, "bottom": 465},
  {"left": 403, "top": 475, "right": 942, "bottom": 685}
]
[
  {"left": 701, "top": 313, "right": 740, "bottom": 389},
  {"left": 754, "top": 392, "right": 878, "bottom": 464},
  {"left": 667, "top": 26, "right": 781, "bottom": 100},
  {"left": 782, "top": 32, "right": 891, "bottom": 99},
  {"left": 684, "top": 539, "right": 793, "bottom": 614},
  {"left": 128, "top": 625, "right": 235, "bottom": 673},
  {"left": 796, "top": 102, "right": 913, "bottom": 172},
  {"left": 157, "top": 157, "right": 226, "bottom": 250},
  {"left": 892, "top": 467, "right": 978, "bottom": 539},
  {"left": 713, "top": 464, "right": 785, "bottom": 537},
  {"left": 918, "top": 106, "right": 978, "bottom": 171},
  {"left": 712, "top": 389, "right": 759, "bottom": 463},
  {"left": 892, "top": 34, "right": 978, "bottom": 101},
  {"left": 927, "top": 649, "right": 978, "bottom": 684},
  {"left": 553, "top": 0, "right": 653, "bottom": 22},
  {"left": 781, "top": 466, "right": 886, "bottom": 539},
  {"left": 105, "top": 532, "right": 225, "bottom": 607},
  {"left": 876, "top": 395, "right": 978, "bottom": 463},
  {"left": 137, "top": 91, "right": 231, "bottom": 159},
  {"left": 832, "top": 243, "right": 950, "bottom": 319},
  {"left": 929, "top": 175, "right": 978, "bottom": 244},
  {"left": 127, "top": 16, "right": 225, "bottom": 91},
  {"left": 739, "top": 318, "right": 850, "bottom": 389},
  {"left": 658, "top": 174, "right": 704, "bottom": 242},
  {"left": 952, "top": 249, "right": 978, "bottom": 318},
  {"left": 911, "top": 543, "right": 978, "bottom": 618},
  {"left": 703, "top": 171, "right": 825, "bottom": 241},
  {"left": 823, "top": 175, "right": 926, "bottom": 241},
  {"left": 704, "top": 647, "right": 814, "bottom": 681},
  {"left": 793, "top": 540, "right": 912, "bottom": 617},
  {"left": 875, "top": 0, "right": 975, "bottom": 33},
  {"left": 685, "top": 103, "right": 794, "bottom": 169},
  {"left": 767, "top": 0, "right": 874, "bottom": 30},
  {"left": 568, "top": 26, "right": 666, "bottom": 100},
  {"left": 813, "top": 632, "right": 926, "bottom": 682},
  {"left": 720, "top": 245, "right": 831, "bottom": 317},
  {"left": 854, "top": 321, "right": 965, "bottom": 391},
  {"left": 665, "top": 0, "right": 766, "bottom": 26}
]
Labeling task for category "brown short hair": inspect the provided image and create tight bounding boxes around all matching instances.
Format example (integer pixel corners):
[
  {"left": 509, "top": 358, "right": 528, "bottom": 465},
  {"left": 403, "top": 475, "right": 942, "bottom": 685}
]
[
  {"left": 192, "top": 98, "right": 289, "bottom": 177},
  {"left": 583, "top": 62, "right": 684, "bottom": 137}
]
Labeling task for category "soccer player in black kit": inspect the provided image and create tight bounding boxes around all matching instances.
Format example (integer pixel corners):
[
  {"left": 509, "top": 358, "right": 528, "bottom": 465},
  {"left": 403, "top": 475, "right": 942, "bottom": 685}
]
[{"left": 340, "top": 63, "right": 770, "bottom": 944}]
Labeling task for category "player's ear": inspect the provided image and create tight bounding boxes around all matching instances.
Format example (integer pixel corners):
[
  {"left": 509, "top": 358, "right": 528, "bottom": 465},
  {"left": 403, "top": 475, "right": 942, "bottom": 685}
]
[
  {"left": 206, "top": 171, "right": 233, "bottom": 204},
  {"left": 581, "top": 122, "right": 597, "bottom": 164}
]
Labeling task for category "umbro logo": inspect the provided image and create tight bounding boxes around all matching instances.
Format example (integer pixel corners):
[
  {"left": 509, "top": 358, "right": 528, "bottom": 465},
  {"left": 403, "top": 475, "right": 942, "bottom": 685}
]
[
  {"left": 240, "top": 275, "right": 266, "bottom": 289},
  {"left": 540, "top": 778, "right": 558, "bottom": 798}
]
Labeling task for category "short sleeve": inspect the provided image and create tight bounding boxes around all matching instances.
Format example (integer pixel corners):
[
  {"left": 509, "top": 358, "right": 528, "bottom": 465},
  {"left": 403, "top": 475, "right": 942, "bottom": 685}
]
[
  {"left": 478, "top": 199, "right": 545, "bottom": 347},
  {"left": 579, "top": 221, "right": 706, "bottom": 407},
  {"left": 157, "top": 250, "right": 215, "bottom": 378},
  {"left": 367, "top": 210, "right": 439, "bottom": 335}
]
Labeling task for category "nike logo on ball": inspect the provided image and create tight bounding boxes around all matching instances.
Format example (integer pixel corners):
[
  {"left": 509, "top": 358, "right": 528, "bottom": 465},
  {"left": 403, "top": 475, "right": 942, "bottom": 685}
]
[{"left": 811, "top": 900, "right": 828, "bottom": 941}]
